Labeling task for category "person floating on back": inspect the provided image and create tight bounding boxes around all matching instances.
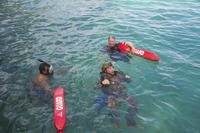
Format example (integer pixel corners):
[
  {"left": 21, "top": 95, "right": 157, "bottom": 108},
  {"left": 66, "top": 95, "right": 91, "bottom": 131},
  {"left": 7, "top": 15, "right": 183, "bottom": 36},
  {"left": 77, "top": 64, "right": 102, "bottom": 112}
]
[{"left": 96, "top": 62, "right": 142, "bottom": 128}]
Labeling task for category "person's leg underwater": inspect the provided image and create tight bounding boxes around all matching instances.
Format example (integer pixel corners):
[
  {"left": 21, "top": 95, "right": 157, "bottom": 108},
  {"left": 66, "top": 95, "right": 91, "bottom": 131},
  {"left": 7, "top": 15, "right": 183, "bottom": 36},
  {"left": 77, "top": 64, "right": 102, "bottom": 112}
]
[{"left": 108, "top": 95, "right": 120, "bottom": 127}]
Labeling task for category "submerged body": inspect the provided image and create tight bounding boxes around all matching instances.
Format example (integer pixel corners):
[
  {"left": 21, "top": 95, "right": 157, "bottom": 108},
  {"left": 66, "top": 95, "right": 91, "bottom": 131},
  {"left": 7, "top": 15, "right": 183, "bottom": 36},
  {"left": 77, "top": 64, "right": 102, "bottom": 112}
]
[
  {"left": 96, "top": 62, "right": 140, "bottom": 127},
  {"left": 28, "top": 62, "right": 54, "bottom": 103}
]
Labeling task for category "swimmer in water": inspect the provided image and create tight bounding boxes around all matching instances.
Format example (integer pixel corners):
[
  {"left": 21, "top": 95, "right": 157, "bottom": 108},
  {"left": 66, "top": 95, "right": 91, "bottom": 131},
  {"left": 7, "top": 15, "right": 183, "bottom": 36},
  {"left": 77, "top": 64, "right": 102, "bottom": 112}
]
[
  {"left": 105, "top": 35, "right": 135, "bottom": 54},
  {"left": 32, "top": 59, "right": 77, "bottom": 94},
  {"left": 97, "top": 62, "right": 142, "bottom": 128},
  {"left": 32, "top": 61, "right": 54, "bottom": 94}
]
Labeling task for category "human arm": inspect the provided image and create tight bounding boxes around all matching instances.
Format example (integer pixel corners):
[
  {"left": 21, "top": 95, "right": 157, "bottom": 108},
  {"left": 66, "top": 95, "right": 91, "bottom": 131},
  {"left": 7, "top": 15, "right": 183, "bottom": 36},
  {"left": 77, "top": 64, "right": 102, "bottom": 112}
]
[
  {"left": 100, "top": 72, "right": 110, "bottom": 85},
  {"left": 122, "top": 41, "right": 136, "bottom": 54},
  {"left": 40, "top": 80, "right": 53, "bottom": 94},
  {"left": 55, "top": 67, "right": 78, "bottom": 74},
  {"left": 117, "top": 71, "right": 131, "bottom": 82},
  {"left": 102, "top": 79, "right": 110, "bottom": 85}
]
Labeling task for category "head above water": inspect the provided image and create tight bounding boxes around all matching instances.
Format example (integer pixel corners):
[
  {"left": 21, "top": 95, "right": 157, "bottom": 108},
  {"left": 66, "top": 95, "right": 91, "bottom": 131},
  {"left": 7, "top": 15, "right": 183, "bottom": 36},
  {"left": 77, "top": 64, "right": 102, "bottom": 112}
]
[
  {"left": 39, "top": 62, "right": 54, "bottom": 75},
  {"left": 102, "top": 62, "right": 115, "bottom": 75},
  {"left": 108, "top": 36, "right": 116, "bottom": 48}
]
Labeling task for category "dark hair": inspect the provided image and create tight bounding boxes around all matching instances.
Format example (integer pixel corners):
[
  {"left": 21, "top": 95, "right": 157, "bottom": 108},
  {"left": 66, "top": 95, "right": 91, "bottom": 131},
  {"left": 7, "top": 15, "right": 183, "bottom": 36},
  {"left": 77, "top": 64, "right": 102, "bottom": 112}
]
[
  {"left": 39, "top": 62, "right": 50, "bottom": 75},
  {"left": 108, "top": 35, "right": 115, "bottom": 40}
]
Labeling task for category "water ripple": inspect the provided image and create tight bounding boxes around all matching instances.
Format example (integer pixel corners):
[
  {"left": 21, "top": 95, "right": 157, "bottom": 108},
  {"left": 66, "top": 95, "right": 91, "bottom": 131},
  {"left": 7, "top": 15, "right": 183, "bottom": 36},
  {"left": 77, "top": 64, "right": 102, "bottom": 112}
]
[{"left": 1, "top": 0, "right": 200, "bottom": 133}]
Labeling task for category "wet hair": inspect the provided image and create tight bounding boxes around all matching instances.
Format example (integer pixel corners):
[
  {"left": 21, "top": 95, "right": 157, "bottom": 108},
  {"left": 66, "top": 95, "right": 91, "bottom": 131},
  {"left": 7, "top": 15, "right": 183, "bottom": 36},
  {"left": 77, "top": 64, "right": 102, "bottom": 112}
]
[
  {"left": 108, "top": 35, "right": 115, "bottom": 40},
  {"left": 101, "top": 62, "right": 114, "bottom": 72},
  {"left": 39, "top": 62, "right": 51, "bottom": 75}
]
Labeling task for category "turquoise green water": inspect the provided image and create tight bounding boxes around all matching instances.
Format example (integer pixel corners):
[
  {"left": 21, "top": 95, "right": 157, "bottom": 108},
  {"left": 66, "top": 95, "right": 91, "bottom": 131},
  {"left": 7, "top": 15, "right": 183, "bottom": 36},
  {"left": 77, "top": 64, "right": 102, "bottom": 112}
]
[{"left": 0, "top": 0, "right": 200, "bottom": 133}]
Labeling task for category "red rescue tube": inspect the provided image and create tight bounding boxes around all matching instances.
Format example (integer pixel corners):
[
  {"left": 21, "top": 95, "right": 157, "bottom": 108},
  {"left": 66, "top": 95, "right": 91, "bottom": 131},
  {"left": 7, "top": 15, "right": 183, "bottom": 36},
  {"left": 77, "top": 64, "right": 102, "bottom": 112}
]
[
  {"left": 134, "top": 48, "right": 160, "bottom": 61},
  {"left": 118, "top": 43, "right": 160, "bottom": 61},
  {"left": 118, "top": 42, "right": 132, "bottom": 53},
  {"left": 54, "top": 87, "right": 66, "bottom": 133}
]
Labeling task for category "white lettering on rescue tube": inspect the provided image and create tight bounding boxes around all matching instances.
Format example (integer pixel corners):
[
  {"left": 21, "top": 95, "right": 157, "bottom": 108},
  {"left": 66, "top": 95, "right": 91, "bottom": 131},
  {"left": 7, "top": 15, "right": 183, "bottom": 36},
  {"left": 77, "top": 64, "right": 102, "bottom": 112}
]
[
  {"left": 135, "top": 49, "right": 144, "bottom": 56},
  {"left": 56, "top": 97, "right": 63, "bottom": 111}
]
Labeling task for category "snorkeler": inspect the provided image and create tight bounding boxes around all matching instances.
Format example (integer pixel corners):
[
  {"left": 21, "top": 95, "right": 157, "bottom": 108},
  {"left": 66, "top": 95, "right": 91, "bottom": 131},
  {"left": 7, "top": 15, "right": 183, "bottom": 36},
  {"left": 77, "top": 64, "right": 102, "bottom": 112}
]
[
  {"left": 30, "top": 59, "right": 76, "bottom": 103},
  {"left": 32, "top": 59, "right": 77, "bottom": 93},
  {"left": 96, "top": 62, "right": 141, "bottom": 128},
  {"left": 32, "top": 60, "right": 54, "bottom": 94}
]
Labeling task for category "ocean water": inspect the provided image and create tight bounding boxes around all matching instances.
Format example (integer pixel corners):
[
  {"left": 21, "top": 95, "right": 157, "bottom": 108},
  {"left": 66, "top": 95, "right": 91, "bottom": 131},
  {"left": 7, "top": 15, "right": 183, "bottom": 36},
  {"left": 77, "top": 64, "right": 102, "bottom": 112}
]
[{"left": 0, "top": 0, "right": 200, "bottom": 133}]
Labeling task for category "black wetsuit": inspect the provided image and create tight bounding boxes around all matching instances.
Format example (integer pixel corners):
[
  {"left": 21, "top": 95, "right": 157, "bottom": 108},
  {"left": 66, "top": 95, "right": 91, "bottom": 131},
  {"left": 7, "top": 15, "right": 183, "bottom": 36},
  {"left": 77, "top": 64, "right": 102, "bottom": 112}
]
[
  {"left": 100, "top": 71, "right": 129, "bottom": 95},
  {"left": 104, "top": 43, "right": 121, "bottom": 52},
  {"left": 103, "top": 43, "right": 131, "bottom": 63},
  {"left": 99, "top": 71, "right": 138, "bottom": 126}
]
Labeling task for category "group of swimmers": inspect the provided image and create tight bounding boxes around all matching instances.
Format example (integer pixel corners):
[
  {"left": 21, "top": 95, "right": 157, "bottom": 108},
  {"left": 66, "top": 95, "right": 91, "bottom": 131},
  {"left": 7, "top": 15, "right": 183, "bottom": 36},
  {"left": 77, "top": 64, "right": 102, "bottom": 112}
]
[{"left": 31, "top": 36, "right": 142, "bottom": 128}]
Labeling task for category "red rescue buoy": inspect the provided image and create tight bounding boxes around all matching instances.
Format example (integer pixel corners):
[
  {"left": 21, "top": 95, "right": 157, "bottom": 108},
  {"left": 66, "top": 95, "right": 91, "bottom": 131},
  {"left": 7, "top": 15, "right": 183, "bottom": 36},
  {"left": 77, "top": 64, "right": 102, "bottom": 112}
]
[
  {"left": 117, "top": 42, "right": 132, "bottom": 53},
  {"left": 54, "top": 87, "right": 66, "bottom": 133},
  {"left": 118, "top": 43, "right": 160, "bottom": 61}
]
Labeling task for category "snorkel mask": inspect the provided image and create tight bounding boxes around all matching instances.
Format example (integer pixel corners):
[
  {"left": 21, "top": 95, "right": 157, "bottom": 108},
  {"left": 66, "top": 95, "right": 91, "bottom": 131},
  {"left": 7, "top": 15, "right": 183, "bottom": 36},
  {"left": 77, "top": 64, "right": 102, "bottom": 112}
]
[
  {"left": 38, "top": 59, "right": 54, "bottom": 75},
  {"left": 48, "top": 65, "right": 54, "bottom": 75}
]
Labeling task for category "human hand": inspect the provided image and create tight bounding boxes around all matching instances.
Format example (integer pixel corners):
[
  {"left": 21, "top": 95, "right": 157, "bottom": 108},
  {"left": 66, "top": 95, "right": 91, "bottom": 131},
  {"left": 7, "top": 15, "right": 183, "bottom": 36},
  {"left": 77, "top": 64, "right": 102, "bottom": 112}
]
[
  {"left": 123, "top": 42, "right": 135, "bottom": 52},
  {"left": 125, "top": 75, "right": 130, "bottom": 79},
  {"left": 102, "top": 79, "right": 110, "bottom": 85}
]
